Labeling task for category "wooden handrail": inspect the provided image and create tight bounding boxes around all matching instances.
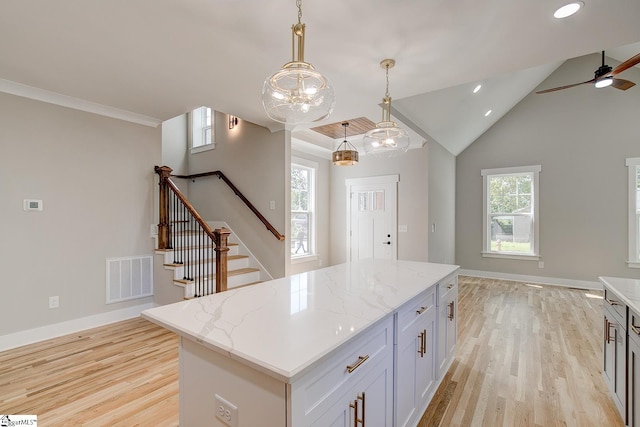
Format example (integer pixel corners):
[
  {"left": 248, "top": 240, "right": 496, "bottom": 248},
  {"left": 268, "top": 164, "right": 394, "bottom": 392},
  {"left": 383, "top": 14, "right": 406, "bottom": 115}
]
[
  {"left": 155, "top": 165, "right": 231, "bottom": 293},
  {"left": 171, "top": 170, "right": 285, "bottom": 241}
]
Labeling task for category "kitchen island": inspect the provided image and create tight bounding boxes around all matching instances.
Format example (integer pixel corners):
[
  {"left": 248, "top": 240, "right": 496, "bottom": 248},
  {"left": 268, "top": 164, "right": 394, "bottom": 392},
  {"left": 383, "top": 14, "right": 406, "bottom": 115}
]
[{"left": 143, "top": 259, "right": 459, "bottom": 427}]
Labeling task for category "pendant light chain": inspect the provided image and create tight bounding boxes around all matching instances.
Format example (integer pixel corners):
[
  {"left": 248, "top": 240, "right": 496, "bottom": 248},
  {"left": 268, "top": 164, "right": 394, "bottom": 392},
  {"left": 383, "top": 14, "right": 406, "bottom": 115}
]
[{"left": 297, "top": 0, "right": 303, "bottom": 24}]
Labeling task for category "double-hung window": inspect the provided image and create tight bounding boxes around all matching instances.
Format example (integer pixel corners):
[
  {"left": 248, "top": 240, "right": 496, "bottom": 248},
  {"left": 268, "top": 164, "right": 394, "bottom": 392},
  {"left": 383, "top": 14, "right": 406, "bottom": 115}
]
[
  {"left": 291, "top": 159, "right": 316, "bottom": 259},
  {"left": 481, "top": 165, "right": 541, "bottom": 259},
  {"left": 627, "top": 158, "right": 640, "bottom": 268},
  {"left": 190, "top": 106, "right": 214, "bottom": 154}
]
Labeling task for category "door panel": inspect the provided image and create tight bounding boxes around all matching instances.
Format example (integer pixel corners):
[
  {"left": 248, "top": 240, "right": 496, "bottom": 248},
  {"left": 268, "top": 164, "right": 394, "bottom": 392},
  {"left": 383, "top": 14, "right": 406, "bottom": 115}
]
[{"left": 347, "top": 176, "right": 398, "bottom": 262}]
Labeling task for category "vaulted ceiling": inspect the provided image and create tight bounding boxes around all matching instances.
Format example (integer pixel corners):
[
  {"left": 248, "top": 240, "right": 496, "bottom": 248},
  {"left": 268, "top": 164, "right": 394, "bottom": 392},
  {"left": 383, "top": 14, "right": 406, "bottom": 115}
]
[{"left": 1, "top": 1, "right": 639, "bottom": 156}]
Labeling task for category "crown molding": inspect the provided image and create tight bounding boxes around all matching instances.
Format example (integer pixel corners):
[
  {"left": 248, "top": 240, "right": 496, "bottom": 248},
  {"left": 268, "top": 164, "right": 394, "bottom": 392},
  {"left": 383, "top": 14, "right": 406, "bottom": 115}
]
[{"left": 0, "top": 78, "right": 162, "bottom": 127}]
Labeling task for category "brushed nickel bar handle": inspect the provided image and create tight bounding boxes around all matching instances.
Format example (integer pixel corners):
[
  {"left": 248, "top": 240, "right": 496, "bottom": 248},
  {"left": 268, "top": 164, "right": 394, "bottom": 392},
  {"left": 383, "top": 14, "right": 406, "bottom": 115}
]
[
  {"left": 447, "top": 283, "right": 454, "bottom": 289},
  {"left": 631, "top": 323, "right": 640, "bottom": 336},
  {"left": 357, "top": 392, "right": 365, "bottom": 426},
  {"left": 417, "top": 331, "right": 424, "bottom": 357},
  {"left": 606, "top": 298, "right": 619, "bottom": 306},
  {"left": 416, "top": 306, "right": 428, "bottom": 315},
  {"left": 347, "top": 355, "right": 369, "bottom": 373},
  {"left": 449, "top": 301, "right": 455, "bottom": 321},
  {"left": 422, "top": 329, "right": 427, "bottom": 355}
]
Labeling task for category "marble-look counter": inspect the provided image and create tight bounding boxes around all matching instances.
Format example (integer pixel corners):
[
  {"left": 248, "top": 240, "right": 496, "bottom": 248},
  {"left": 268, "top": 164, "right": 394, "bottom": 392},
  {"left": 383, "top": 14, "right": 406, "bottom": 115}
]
[
  {"left": 142, "top": 259, "right": 458, "bottom": 383},
  {"left": 599, "top": 276, "right": 640, "bottom": 315}
]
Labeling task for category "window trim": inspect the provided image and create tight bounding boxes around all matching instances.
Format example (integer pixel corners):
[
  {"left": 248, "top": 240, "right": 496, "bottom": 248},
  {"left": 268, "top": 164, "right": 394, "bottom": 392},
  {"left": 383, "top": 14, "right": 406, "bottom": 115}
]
[
  {"left": 481, "top": 165, "right": 541, "bottom": 260},
  {"left": 189, "top": 107, "right": 215, "bottom": 154},
  {"left": 291, "top": 157, "right": 317, "bottom": 261},
  {"left": 626, "top": 157, "right": 640, "bottom": 268}
]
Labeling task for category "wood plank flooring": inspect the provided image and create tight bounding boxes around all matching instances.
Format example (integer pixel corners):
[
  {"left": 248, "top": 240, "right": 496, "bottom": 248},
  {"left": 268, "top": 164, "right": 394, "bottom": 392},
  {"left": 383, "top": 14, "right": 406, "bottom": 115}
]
[
  {"left": 0, "top": 276, "right": 623, "bottom": 426},
  {"left": 420, "top": 276, "right": 623, "bottom": 427}
]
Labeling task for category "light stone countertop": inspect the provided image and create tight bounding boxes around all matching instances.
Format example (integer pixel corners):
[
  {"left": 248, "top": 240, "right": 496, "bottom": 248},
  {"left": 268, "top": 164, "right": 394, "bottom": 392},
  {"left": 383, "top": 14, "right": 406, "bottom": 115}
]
[
  {"left": 599, "top": 276, "right": 640, "bottom": 315},
  {"left": 142, "top": 259, "right": 459, "bottom": 383}
]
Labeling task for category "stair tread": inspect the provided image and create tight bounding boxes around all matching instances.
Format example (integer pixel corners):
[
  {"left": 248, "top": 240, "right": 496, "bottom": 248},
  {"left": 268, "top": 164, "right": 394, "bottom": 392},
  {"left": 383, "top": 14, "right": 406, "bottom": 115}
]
[
  {"left": 163, "top": 254, "right": 248, "bottom": 267},
  {"left": 173, "top": 267, "right": 259, "bottom": 285},
  {"left": 156, "top": 243, "right": 238, "bottom": 253}
]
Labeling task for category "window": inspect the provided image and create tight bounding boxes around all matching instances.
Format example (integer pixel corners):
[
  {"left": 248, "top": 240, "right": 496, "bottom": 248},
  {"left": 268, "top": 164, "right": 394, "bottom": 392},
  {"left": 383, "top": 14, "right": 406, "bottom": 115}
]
[
  {"left": 627, "top": 158, "right": 640, "bottom": 268},
  {"left": 291, "top": 159, "right": 316, "bottom": 260},
  {"left": 190, "top": 106, "right": 214, "bottom": 153},
  {"left": 481, "top": 165, "right": 541, "bottom": 259}
]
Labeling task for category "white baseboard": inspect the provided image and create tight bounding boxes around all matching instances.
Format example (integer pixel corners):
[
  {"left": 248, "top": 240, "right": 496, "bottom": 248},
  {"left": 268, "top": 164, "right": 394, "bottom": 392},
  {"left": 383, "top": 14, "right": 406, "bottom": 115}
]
[
  {"left": 459, "top": 269, "right": 602, "bottom": 290},
  {"left": 0, "top": 303, "right": 154, "bottom": 353}
]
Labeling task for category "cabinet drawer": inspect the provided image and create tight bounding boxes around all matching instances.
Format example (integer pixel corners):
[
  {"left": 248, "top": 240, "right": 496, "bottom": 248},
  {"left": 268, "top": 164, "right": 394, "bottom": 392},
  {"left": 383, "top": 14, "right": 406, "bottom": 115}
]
[
  {"left": 397, "top": 287, "right": 436, "bottom": 335},
  {"left": 438, "top": 274, "right": 458, "bottom": 306},
  {"left": 604, "top": 288, "right": 626, "bottom": 327},
  {"left": 292, "top": 316, "right": 394, "bottom": 420}
]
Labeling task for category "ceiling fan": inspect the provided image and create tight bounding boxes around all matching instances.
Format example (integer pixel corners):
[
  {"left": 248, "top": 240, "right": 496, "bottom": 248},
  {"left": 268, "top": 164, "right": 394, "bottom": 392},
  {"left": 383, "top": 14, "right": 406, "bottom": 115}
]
[{"left": 536, "top": 50, "right": 640, "bottom": 94}]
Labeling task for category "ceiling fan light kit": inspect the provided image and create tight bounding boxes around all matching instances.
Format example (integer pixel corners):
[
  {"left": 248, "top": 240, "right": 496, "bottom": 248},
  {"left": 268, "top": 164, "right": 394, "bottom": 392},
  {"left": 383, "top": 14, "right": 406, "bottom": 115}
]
[
  {"left": 536, "top": 50, "right": 639, "bottom": 94},
  {"left": 363, "top": 59, "right": 410, "bottom": 155},
  {"left": 261, "top": 0, "right": 335, "bottom": 125}
]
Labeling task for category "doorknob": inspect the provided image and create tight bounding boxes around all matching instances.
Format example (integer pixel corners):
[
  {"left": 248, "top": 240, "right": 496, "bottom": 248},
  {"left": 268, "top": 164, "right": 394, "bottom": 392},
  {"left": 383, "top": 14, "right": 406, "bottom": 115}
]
[{"left": 382, "top": 241, "right": 391, "bottom": 245}]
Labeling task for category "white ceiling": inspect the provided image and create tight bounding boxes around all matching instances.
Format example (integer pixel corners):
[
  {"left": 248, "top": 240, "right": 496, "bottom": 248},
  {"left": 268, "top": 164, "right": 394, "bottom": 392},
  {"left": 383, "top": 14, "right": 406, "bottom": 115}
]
[{"left": 1, "top": 0, "right": 640, "bottom": 156}]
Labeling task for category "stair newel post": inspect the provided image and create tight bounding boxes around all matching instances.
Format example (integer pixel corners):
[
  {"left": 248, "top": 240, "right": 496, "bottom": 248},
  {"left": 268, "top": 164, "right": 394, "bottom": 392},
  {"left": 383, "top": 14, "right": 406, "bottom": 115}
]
[
  {"left": 155, "top": 166, "right": 173, "bottom": 250},
  {"left": 214, "top": 227, "right": 231, "bottom": 293}
]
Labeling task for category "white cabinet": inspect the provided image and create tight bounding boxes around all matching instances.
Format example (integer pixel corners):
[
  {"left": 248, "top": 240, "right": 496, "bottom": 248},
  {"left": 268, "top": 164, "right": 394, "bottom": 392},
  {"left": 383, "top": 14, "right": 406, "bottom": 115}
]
[
  {"left": 437, "top": 274, "right": 458, "bottom": 379},
  {"left": 603, "top": 288, "right": 627, "bottom": 422},
  {"left": 628, "top": 308, "right": 640, "bottom": 426},
  {"left": 310, "top": 356, "right": 393, "bottom": 427},
  {"left": 395, "top": 288, "right": 437, "bottom": 427},
  {"left": 292, "top": 316, "right": 394, "bottom": 427}
]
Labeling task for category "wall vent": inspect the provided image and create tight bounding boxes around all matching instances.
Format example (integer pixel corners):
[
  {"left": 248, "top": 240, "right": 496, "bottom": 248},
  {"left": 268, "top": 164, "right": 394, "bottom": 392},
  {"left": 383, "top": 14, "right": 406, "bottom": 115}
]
[{"left": 106, "top": 256, "right": 153, "bottom": 304}]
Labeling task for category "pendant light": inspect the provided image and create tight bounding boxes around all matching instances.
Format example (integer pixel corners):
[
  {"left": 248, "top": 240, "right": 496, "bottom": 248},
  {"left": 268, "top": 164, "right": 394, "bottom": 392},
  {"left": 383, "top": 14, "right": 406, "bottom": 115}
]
[
  {"left": 362, "top": 59, "right": 410, "bottom": 155},
  {"left": 333, "top": 122, "right": 359, "bottom": 166},
  {"left": 261, "top": 0, "right": 335, "bottom": 125}
]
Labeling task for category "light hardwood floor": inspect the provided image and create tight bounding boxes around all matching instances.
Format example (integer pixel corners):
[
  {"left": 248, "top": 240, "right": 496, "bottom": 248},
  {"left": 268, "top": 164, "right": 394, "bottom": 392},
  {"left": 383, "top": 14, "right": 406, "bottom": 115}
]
[{"left": 0, "top": 276, "right": 623, "bottom": 426}]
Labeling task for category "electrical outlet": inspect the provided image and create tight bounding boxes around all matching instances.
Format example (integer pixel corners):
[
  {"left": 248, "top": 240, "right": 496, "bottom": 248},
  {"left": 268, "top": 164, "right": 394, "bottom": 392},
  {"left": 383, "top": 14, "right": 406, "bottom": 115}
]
[
  {"left": 49, "top": 296, "right": 59, "bottom": 309},
  {"left": 269, "top": 200, "right": 275, "bottom": 210},
  {"left": 215, "top": 394, "right": 238, "bottom": 427},
  {"left": 538, "top": 261, "right": 544, "bottom": 269}
]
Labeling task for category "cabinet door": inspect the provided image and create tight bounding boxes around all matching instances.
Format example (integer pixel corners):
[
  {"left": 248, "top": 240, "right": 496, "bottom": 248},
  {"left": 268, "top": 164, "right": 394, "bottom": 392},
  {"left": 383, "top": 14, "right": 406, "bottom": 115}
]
[
  {"left": 351, "top": 355, "right": 394, "bottom": 427},
  {"left": 629, "top": 334, "right": 640, "bottom": 427},
  {"left": 416, "top": 313, "right": 436, "bottom": 403},
  {"left": 603, "top": 312, "right": 616, "bottom": 393},
  {"left": 604, "top": 307, "right": 626, "bottom": 420},
  {"left": 438, "top": 292, "right": 457, "bottom": 379},
  {"left": 313, "top": 355, "right": 393, "bottom": 427}
]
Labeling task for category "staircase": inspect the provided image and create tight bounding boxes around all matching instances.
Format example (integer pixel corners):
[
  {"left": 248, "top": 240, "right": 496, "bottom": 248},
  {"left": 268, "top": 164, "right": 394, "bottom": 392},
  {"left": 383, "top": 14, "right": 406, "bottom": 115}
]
[
  {"left": 155, "top": 222, "right": 269, "bottom": 299},
  {"left": 154, "top": 165, "right": 283, "bottom": 300}
]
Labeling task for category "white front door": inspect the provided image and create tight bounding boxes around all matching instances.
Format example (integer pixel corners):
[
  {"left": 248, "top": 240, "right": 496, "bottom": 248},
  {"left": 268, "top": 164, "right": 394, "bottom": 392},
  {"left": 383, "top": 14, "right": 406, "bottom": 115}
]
[{"left": 346, "top": 175, "right": 398, "bottom": 261}]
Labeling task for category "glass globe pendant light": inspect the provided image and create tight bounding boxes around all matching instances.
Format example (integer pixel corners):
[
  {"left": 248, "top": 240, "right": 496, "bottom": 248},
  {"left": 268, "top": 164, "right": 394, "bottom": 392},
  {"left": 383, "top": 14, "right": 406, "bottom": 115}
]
[
  {"left": 362, "top": 59, "right": 410, "bottom": 155},
  {"left": 261, "top": 0, "right": 335, "bottom": 125},
  {"left": 332, "top": 122, "right": 359, "bottom": 166}
]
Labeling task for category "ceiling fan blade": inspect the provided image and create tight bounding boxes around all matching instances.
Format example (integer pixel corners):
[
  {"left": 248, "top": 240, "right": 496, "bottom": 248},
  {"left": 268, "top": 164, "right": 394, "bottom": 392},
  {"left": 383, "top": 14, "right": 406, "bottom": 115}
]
[
  {"left": 610, "top": 52, "right": 640, "bottom": 76},
  {"left": 536, "top": 79, "right": 595, "bottom": 94},
  {"left": 611, "top": 78, "right": 636, "bottom": 90}
]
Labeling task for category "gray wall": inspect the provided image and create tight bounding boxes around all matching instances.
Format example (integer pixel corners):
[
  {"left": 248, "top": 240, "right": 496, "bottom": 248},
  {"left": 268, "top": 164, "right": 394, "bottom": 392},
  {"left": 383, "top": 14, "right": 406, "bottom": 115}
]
[
  {"left": 186, "top": 112, "right": 288, "bottom": 278},
  {"left": 428, "top": 141, "right": 456, "bottom": 265},
  {"left": 329, "top": 146, "right": 430, "bottom": 265},
  {"left": 0, "top": 92, "right": 161, "bottom": 336},
  {"left": 456, "top": 53, "right": 640, "bottom": 283}
]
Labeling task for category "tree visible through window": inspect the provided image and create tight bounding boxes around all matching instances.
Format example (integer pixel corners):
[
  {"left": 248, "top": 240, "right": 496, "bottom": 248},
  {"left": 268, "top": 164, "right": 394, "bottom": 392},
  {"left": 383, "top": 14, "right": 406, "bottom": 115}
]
[
  {"left": 291, "top": 161, "right": 315, "bottom": 258},
  {"left": 482, "top": 165, "right": 540, "bottom": 258}
]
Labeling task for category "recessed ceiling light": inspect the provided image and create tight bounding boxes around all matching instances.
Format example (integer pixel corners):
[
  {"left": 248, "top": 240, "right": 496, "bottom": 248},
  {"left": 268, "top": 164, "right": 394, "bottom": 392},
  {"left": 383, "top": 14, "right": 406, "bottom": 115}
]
[
  {"left": 473, "top": 84, "right": 482, "bottom": 93},
  {"left": 554, "top": 2, "right": 583, "bottom": 19},
  {"left": 484, "top": 110, "right": 492, "bottom": 117}
]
